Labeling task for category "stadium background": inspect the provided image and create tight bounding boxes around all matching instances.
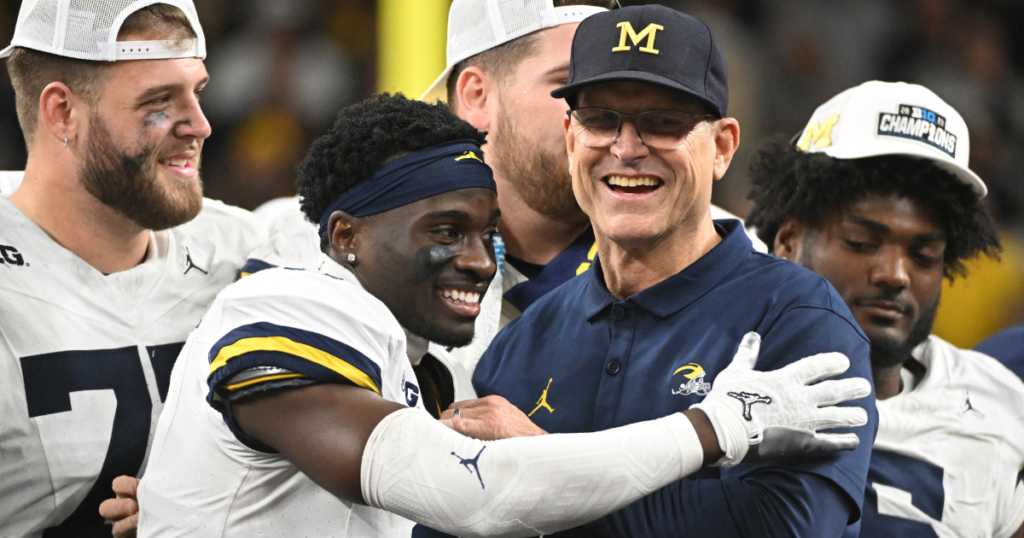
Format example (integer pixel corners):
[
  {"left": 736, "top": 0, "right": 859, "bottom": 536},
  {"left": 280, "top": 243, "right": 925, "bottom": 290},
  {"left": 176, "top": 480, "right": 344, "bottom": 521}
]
[{"left": 0, "top": 0, "right": 1022, "bottom": 347}]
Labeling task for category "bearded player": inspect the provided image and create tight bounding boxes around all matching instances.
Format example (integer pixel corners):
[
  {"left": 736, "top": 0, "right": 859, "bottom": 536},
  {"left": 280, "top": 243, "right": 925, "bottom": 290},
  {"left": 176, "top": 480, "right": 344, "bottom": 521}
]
[
  {"left": 0, "top": 2, "right": 264, "bottom": 536},
  {"left": 747, "top": 81, "right": 1024, "bottom": 537},
  {"left": 137, "top": 94, "right": 870, "bottom": 537}
]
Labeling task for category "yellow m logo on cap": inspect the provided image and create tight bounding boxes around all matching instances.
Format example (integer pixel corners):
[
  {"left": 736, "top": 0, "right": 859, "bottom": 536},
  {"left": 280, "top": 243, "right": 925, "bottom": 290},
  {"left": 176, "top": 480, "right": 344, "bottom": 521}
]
[
  {"left": 612, "top": 22, "right": 664, "bottom": 55},
  {"left": 797, "top": 115, "right": 840, "bottom": 152}
]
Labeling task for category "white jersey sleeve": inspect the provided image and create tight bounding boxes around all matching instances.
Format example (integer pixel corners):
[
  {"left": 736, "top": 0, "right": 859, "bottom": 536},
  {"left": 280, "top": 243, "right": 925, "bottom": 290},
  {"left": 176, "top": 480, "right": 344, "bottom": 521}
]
[{"left": 138, "top": 267, "right": 430, "bottom": 537}]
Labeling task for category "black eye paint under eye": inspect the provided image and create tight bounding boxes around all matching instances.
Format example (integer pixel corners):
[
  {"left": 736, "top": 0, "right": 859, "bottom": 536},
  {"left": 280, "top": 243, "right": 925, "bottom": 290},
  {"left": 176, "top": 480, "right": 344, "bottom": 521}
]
[
  {"left": 412, "top": 245, "right": 458, "bottom": 284},
  {"left": 142, "top": 111, "right": 170, "bottom": 130}
]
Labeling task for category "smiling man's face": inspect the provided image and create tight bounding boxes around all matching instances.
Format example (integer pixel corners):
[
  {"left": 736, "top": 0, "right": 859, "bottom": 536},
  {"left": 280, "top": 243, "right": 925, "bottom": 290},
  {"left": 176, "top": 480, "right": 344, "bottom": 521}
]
[
  {"left": 78, "top": 37, "right": 211, "bottom": 230},
  {"left": 347, "top": 188, "right": 500, "bottom": 348},
  {"left": 780, "top": 193, "right": 946, "bottom": 368},
  {"left": 565, "top": 81, "right": 723, "bottom": 248}
]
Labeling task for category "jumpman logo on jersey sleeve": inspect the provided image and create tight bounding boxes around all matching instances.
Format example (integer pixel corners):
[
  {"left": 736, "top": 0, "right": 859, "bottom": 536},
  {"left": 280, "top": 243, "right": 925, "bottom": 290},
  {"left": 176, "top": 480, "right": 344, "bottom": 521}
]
[{"left": 452, "top": 446, "right": 487, "bottom": 489}]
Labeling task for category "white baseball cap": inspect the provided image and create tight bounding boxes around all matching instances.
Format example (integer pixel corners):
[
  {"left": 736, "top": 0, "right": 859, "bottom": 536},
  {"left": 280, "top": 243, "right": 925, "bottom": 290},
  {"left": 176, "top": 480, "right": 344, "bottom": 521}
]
[
  {"left": 795, "top": 80, "right": 986, "bottom": 198},
  {"left": 419, "top": 0, "right": 606, "bottom": 103},
  {"left": 0, "top": 0, "right": 206, "bottom": 62}
]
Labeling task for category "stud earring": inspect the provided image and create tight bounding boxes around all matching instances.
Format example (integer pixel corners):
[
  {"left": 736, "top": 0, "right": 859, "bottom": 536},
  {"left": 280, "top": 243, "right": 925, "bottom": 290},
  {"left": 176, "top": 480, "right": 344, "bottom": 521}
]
[
  {"left": 63, "top": 136, "right": 68, "bottom": 148},
  {"left": 347, "top": 253, "right": 356, "bottom": 263}
]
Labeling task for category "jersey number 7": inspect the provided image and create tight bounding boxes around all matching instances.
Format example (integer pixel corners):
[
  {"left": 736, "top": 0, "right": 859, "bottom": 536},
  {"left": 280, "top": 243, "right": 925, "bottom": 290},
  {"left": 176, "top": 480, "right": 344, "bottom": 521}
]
[{"left": 20, "top": 343, "right": 183, "bottom": 538}]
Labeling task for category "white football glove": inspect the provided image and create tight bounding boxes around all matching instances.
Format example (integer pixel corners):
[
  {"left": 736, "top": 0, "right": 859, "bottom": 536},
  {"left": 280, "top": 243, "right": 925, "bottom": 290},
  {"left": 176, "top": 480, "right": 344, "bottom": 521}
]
[{"left": 691, "top": 332, "right": 871, "bottom": 468}]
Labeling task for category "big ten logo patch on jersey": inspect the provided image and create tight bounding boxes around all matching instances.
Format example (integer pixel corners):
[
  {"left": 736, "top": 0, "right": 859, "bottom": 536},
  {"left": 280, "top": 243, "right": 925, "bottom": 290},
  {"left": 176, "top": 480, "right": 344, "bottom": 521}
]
[
  {"left": 0, "top": 244, "right": 25, "bottom": 266},
  {"left": 797, "top": 115, "right": 840, "bottom": 152},
  {"left": 671, "top": 363, "right": 711, "bottom": 396},
  {"left": 402, "top": 371, "right": 420, "bottom": 407},
  {"left": 878, "top": 104, "right": 957, "bottom": 157},
  {"left": 612, "top": 21, "right": 664, "bottom": 55}
]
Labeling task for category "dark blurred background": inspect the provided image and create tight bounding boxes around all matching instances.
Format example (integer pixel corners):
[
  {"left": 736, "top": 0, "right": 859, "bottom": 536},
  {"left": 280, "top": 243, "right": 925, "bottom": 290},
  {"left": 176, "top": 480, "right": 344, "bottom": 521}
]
[{"left": 1, "top": 0, "right": 1022, "bottom": 346}]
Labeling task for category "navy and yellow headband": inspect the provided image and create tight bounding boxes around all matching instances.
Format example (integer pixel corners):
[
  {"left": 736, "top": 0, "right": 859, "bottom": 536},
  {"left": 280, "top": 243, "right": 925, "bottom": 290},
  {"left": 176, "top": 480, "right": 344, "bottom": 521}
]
[{"left": 317, "top": 140, "right": 496, "bottom": 238}]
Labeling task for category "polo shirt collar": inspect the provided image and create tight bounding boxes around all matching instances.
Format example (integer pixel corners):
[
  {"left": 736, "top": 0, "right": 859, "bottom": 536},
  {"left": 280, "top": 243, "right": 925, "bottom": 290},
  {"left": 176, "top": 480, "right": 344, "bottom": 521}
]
[{"left": 582, "top": 219, "right": 753, "bottom": 320}]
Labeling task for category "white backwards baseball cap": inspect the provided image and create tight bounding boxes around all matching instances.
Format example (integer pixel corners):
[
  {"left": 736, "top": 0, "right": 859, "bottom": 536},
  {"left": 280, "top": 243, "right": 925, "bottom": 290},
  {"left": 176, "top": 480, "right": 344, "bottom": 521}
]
[
  {"left": 0, "top": 0, "right": 206, "bottom": 62},
  {"left": 419, "top": 0, "right": 607, "bottom": 103},
  {"left": 795, "top": 80, "right": 986, "bottom": 198}
]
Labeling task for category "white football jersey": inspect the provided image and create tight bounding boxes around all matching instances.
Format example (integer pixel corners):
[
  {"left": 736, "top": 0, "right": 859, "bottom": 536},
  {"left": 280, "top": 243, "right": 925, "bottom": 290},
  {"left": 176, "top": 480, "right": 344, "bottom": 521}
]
[
  {"left": 863, "top": 335, "right": 1024, "bottom": 538},
  {"left": 137, "top": 257, "right": 476, "bottom": 538},
  {"left": 0, "top": 196, "right": 266, "bottom": 538}
]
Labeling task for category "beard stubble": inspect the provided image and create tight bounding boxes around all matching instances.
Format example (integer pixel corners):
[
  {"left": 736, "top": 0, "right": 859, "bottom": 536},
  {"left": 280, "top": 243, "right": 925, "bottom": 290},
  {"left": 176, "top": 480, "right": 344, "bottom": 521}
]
[
  {"left": 490, "top": 102, "right": 589, "bottom": 226},
  {"left": 79, "top": 113, "right": 203, "bottom": 231}
]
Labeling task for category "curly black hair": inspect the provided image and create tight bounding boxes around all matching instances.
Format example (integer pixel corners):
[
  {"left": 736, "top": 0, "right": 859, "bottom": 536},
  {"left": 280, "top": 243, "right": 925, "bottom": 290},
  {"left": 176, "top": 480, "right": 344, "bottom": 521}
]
[
  {"left": 297, "top": 93, "right": 488, "bottom": 238},
  {"left": 746, "top": 136, "right": 1001, "bottom": 279}
]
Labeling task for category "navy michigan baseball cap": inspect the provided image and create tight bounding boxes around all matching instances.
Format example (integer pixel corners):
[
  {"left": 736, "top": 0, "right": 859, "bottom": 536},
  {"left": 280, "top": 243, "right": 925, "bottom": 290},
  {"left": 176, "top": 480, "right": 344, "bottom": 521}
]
[{"left": 551, "top": 5, "right": 729, "bottom": 117}]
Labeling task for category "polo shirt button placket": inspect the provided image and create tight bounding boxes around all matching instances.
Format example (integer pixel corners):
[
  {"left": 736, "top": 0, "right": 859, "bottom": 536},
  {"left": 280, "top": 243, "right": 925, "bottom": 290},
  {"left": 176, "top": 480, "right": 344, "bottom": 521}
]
[{"left": 612, "top": 305, "right": 626, "bottom": 321}]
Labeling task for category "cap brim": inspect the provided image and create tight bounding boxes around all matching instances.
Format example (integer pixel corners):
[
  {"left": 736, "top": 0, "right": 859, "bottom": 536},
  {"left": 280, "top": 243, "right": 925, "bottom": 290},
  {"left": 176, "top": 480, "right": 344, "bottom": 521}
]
[
  {"left": 419, "top": 66, "right": 453, "bottom": 103},
  {"left": 0, "top": 44, "right": 15, "bottom": 58},
  {"left": 551, "top": 70, "right": 723, "bottom": 116},
  {"left": 932, "top": 158, "right": 988, "bottom": 198},
  {"left": 822, "top": 146, "right": 988, "bottom": 198}
]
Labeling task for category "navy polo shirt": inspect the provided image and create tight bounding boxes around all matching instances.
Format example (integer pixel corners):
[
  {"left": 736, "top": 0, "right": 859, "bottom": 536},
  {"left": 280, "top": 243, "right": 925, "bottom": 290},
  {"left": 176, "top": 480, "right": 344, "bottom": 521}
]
[{"left": 474, "top": 220, "right": 877, "bottom": 537}]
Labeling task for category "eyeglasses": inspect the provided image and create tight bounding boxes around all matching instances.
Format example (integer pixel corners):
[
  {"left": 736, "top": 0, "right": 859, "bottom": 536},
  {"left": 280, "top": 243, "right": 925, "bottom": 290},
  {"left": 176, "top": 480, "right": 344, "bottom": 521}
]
[{"left": 567, "top": 108, "right": 716, "bottom": 149}]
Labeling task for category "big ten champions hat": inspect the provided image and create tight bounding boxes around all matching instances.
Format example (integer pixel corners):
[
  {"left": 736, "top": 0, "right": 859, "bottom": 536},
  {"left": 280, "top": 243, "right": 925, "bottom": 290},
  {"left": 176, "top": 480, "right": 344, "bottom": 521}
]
[
  {"left": 551, "top": 4, "right": 728, "bottom": 117},
  {"left": 795, "top": 81, "right": 987, "bottom": 198},
  {"left": 419, "top": 0, "right": 607, "bottom": 103},
  {"left": 0, "top": 0, "right": 205, "bottom": 61}
]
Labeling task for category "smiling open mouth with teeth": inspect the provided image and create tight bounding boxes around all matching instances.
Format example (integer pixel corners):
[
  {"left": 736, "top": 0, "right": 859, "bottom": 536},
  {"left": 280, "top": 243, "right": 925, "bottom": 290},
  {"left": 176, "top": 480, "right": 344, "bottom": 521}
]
[
  {"left": 605, "top": 175, "right": 664, "bottom": 195},
  {"left": 439, "top": 287, "right": 480, "bottom": 305},
  {"left": 161, "top": 158, "right": 189, "bottom": 167}
]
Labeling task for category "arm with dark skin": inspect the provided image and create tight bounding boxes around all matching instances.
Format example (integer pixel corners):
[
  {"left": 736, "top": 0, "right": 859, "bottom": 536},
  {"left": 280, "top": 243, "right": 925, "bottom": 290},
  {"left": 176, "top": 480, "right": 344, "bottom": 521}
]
[
  {"left": 231, "top": 383, "right": 405, "bottom": 503},
  {"left": 100, "top": 380, "right": 399, "bottom": 535}
]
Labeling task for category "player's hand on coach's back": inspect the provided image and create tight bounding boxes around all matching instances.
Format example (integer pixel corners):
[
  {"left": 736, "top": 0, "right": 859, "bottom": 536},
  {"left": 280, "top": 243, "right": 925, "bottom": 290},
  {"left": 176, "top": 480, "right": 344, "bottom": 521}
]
[
  {"left": 692, "top": 332, "right": 872, "bottom": 468},
  {"left": 99, "top": 475, "right": 140, "bottom": 538}
]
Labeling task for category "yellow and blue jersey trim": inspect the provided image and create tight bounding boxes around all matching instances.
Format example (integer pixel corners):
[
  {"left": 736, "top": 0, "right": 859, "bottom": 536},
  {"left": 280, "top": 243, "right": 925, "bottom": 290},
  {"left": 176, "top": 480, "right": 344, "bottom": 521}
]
[
  {"left": 238, "top": 258, "right": 276, "bottom": 278},
  {"left": 206, "top": 321, "right": 383, "bottom": 405}
]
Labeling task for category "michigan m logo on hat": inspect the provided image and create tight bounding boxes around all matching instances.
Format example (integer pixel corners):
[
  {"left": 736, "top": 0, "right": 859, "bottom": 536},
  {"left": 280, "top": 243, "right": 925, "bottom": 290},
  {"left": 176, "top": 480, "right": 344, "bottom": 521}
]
[
  {"left": 797, "top": 115, "right": 840, "bottom": 152},
  {"left": 612, "top": 22, "right": 664, "bottom": 55}
]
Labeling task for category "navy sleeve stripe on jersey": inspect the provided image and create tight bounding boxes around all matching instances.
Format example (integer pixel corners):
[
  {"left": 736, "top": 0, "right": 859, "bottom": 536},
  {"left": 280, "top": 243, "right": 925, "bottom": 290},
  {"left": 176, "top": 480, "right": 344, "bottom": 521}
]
[
  {"left": 208, "top": 322, "right": 382, "bottom": 396},
  {"left": 239, "top": 258, "right": 276, "bottom": 277}
]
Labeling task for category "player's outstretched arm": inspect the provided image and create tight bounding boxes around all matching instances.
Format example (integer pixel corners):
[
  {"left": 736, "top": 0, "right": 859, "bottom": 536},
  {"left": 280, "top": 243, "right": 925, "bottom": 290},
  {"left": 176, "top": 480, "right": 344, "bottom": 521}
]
[
  {"left": 233, "top": 332, "right": 870, "bottom": 538},
  {"left": 232, "top": 383, "right": 406, "bottom": 504}
]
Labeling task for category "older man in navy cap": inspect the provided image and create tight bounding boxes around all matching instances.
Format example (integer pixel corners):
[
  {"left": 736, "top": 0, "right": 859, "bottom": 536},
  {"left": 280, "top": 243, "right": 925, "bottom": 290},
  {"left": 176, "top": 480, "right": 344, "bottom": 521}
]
[{"left": 467, "top": 5, "right": 877, "bottom": 536}]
